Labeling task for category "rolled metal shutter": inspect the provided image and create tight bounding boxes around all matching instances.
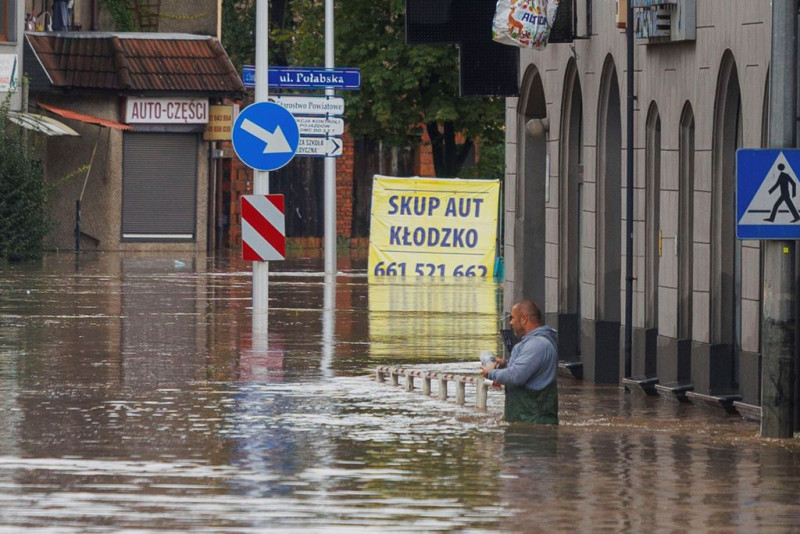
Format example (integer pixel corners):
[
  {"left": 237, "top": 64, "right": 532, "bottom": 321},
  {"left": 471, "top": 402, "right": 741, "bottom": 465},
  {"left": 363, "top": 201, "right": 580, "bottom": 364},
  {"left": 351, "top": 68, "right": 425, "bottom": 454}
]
[{"left": 122, "top": 132, "right": 197, "bottom": 240}]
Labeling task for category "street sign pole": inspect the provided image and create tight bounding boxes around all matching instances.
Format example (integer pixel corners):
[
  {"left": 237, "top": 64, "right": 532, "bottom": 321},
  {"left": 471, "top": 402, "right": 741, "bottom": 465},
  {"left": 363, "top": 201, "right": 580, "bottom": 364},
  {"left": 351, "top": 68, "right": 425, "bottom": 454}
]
[
  {"left": 762, "top": 0, "right": 797, "bottom": 438},
  {"left": 253, "top": 0, "right": 269, "bottom": 332},
  {"left": 624, "top": 0, "right": 634, "bottom": 380},
  {"left": 324, "top": 0, "right": 336, "bottom": 276}
]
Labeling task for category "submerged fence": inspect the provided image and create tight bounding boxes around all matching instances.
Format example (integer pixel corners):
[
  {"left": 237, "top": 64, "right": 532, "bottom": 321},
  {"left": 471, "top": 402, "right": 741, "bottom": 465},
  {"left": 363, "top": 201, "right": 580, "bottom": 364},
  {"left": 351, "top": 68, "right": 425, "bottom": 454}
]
[{"left": 375, "top": 366, "right": 499, "bottom": 411}]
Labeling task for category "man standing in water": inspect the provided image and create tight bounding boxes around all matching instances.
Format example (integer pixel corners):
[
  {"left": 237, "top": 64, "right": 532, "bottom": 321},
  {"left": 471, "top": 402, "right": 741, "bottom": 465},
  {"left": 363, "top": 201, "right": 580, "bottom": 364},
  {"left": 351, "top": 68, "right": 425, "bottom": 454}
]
[{"left": 481, "top": 299, "right": 558, "bottom": 424}]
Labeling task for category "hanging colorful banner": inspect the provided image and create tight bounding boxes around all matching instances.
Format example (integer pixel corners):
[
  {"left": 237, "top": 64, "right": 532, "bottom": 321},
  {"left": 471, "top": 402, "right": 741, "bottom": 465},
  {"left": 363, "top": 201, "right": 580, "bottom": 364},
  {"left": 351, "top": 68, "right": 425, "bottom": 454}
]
[{"left": 368, "top": 175, "right": 500, "bottom": 277}]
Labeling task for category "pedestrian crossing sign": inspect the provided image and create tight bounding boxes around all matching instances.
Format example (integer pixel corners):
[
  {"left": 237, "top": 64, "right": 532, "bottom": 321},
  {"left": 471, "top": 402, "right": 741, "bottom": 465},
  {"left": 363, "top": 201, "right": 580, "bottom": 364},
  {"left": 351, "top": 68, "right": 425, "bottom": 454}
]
[{"left": 737, "top": 149, "right": 800, "bottom": 239}]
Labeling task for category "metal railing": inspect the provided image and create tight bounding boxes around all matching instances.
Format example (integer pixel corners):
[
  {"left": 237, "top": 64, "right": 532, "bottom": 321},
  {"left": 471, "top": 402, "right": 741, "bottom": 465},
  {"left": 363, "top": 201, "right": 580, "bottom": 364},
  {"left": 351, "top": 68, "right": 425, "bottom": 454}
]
[{"left": 375, "top": 365, "right": 498, "bottom": 411}]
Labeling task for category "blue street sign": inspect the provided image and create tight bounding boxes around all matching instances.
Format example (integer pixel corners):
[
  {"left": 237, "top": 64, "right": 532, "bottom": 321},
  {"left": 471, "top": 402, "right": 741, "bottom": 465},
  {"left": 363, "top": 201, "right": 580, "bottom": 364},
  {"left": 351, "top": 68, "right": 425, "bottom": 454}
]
[
  {"left": 242, "top": 66, "right": 255, "bottom": 88},
  {"left": 242, "top": 66, "right": 361, "bottom": 90},
  {"left": 737, "top": 149, "right": 800, "bottom": 239},
  {"left": 232, "top": 102, "right": 299, "bottom": 171}
]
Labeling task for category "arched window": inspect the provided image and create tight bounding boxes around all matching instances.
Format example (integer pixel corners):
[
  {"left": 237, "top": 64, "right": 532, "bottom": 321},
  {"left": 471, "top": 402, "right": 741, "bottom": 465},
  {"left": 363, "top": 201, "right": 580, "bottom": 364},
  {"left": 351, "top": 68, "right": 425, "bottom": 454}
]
[
  {"left": 557, "top": 58, "right": 583, "bottom": 363},
  {"left": 513, "top": 64, "right": 548, "bottom": 307},
  {"left": 645, "top": 102, "right": 661, "bottom": 332},
  {"left": 596, "top": 55, "right": 622, "bottom": 323},
  {"left": 710, "top": 50, "right": 742, "bottom": 392},
  {"left": 678, "top": 102, "right": 694, "bottom": 342}
]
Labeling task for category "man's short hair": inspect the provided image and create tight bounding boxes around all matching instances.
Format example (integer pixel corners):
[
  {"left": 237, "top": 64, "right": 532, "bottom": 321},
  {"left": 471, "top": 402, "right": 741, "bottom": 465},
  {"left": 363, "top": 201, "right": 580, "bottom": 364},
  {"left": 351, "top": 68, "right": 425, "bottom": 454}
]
[{"left": 516, "top": 299, "right": 542, "bottom": 323}]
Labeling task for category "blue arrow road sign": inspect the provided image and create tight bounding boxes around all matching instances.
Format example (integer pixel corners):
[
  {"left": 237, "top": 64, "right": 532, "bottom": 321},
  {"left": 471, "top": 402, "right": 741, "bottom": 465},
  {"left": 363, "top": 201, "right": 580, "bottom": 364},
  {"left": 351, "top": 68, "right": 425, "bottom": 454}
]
[
  {"left": 232, "top": 102, "right": 299, "bottom": 171},
  {"left": 242, "top": 66, "right": 360, "bottom": 90},
  {"left": 737, "top": 148, "right": 800, "bottom": 239}
]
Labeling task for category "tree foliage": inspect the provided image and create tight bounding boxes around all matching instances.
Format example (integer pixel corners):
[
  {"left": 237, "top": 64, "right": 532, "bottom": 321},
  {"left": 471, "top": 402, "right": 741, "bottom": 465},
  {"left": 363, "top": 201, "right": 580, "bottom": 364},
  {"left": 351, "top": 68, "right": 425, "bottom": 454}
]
[
  {"left": 221, "top": 0, "right": 256, "bottom": 69},
  {"left": 223, "top": 0, "right": 293, "bottom": 78},
  {"left": 222, "top": 0, "right": 505, "bottom": 178}
]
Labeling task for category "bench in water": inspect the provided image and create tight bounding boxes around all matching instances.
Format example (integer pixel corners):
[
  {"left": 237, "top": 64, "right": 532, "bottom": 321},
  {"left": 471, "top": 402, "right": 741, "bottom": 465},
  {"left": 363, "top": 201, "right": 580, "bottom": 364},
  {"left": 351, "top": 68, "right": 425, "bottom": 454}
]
[
  {"left": 375, "top": 366, "right": 497, "bottom": 411},
  {"left": 654, "top": 382, "right": 694, "bottom": 403},
  {"left": 622, "top": 376, "right": 659, "bottom": 396},
  {"left": 557, "top": 361, "right": 583, "bottom": 380},
  {"left": 732, "top": 401, "right": 762, "bottom": 422},
  {"left": 686, "top": 391, "right": 742, "bottom": 415}
]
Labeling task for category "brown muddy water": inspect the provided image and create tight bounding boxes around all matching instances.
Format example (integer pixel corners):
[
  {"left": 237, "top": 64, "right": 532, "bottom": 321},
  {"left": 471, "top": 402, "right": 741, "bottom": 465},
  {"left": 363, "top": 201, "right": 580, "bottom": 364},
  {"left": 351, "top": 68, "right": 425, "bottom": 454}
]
[{"left": 0, "top": 252, "right": 798, "bottom": 532}]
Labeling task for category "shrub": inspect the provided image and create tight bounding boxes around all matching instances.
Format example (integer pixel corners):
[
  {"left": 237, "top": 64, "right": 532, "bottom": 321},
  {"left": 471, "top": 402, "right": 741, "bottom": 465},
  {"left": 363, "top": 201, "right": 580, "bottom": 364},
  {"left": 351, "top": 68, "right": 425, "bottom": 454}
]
[{"left": 0, "top": 110, "right": 49, "bottom": 261}]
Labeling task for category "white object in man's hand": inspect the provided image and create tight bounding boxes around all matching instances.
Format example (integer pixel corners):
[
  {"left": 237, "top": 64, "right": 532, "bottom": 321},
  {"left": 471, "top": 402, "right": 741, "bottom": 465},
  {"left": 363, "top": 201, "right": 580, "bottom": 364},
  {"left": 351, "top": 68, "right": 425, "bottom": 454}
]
[{"left": 480, "top": 362, "right": 497, "bottom": 377}]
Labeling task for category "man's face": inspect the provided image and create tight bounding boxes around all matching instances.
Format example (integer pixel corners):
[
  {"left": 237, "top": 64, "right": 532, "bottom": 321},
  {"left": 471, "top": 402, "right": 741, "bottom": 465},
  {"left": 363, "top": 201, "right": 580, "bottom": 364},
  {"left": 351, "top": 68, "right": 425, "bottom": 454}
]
[{"left": 509, "top": 305, "right": 526, "bottom": 338}]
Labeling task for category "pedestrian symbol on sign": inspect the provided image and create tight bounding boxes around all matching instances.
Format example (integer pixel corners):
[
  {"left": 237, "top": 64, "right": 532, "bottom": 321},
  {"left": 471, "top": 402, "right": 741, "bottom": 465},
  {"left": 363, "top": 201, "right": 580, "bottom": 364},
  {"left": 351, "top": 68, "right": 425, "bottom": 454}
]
[
  {"left": 737, "top": 149, "right": 800, "bottom": 239},
  {"left": 762, "top": 163, "right": 800, "bottom": 223}
]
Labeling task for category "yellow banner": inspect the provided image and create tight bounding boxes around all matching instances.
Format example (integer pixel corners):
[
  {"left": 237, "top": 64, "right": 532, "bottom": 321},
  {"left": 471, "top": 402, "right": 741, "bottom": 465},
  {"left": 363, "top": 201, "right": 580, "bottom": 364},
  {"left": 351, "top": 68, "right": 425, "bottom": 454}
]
[
  {"left": 203, "top": 104, "right": 235, "bottom": 141},
  {"left": 368, "top": 176, "right": 500, "bottom": 278}
]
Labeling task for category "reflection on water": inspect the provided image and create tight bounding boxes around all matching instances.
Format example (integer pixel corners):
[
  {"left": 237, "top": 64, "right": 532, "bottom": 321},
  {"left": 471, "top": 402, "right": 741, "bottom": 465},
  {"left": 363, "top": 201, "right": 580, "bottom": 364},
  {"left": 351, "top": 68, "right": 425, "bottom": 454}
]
[
  {"left": 368, "top": 275, "right": 502, "bottom": 361},
  {"left": 0, "top": 252, "right": 799, "bottom": 532}
]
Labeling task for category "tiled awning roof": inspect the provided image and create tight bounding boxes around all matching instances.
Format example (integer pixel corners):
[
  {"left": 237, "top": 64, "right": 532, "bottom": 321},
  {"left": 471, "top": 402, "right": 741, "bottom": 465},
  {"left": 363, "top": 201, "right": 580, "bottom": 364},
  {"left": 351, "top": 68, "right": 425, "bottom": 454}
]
[{"left": 25, "top": 32, "right": 245, "bottom": 95}]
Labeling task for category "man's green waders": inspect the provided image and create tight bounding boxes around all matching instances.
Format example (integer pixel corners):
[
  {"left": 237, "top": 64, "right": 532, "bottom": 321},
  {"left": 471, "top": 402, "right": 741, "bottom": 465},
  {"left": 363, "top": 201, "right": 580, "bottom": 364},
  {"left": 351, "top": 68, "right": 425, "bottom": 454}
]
[{"left": 503, "top": 380, "right": 558, "bottom": 424}]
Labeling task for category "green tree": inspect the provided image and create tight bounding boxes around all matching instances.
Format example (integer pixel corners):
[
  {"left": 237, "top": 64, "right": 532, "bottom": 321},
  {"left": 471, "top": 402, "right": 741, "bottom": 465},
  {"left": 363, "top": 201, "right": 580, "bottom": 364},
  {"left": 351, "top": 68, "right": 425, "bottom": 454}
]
[{"left": 223, "top": 0, "right": 505, "bottom": 178}]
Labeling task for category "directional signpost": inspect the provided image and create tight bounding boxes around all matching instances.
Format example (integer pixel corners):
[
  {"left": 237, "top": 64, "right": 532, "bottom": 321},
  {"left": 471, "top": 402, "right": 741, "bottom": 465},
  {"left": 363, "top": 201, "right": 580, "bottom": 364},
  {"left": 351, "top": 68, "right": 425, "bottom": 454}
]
[
  {"left": 231, "top": 101, "right": 299, "bottom": 171},
  {"left": 242, "top": 60, "right": 359, "bottom": 275},
  {"left": 298, "top": 137, "right": 342, "bottom": 157},
  {"left": 736, "top": 149, "right": 800, "bottom": 239},
  {"left": 265, "top": 96, "right": 344, "bottom": 159}
]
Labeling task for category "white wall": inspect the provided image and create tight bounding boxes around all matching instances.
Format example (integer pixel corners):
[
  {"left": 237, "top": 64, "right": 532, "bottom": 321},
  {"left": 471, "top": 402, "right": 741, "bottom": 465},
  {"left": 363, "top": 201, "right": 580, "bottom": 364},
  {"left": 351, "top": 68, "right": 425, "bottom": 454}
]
[{"left": 506, "top": 0, "right": 770, "bottom": 353}]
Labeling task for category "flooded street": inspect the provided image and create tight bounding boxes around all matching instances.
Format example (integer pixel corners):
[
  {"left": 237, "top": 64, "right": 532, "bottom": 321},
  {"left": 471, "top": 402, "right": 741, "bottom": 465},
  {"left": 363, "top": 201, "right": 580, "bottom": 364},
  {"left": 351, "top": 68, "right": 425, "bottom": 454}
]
[{"left": 1, "top": 252, "right": 799, "bottom": 532}]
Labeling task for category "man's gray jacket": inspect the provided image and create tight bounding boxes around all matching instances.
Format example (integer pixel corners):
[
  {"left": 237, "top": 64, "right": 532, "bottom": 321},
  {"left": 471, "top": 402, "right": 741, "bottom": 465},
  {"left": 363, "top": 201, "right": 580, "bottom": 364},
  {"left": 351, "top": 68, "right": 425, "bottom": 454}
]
[{"left": 488, "top": 325, "right": 558, "bottom": 391}]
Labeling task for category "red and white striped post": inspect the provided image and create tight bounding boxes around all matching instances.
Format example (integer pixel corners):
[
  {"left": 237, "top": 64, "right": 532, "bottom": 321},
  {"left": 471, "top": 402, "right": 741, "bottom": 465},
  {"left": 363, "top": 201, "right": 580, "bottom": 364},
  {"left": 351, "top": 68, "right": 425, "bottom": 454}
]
[{"left": 242, "top": 194, "right": 286, "bottom": 262}]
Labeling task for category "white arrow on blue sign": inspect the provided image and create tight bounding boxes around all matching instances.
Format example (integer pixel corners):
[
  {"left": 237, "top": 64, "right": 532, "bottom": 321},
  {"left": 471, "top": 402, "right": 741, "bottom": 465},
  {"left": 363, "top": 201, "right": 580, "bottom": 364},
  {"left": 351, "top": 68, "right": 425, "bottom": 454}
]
[
  {"left": 737, "top": 148, "right": 800, "bottom": 239},
  {"left": 232, "top": 102, "right": 299, "bottom": 171}
]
